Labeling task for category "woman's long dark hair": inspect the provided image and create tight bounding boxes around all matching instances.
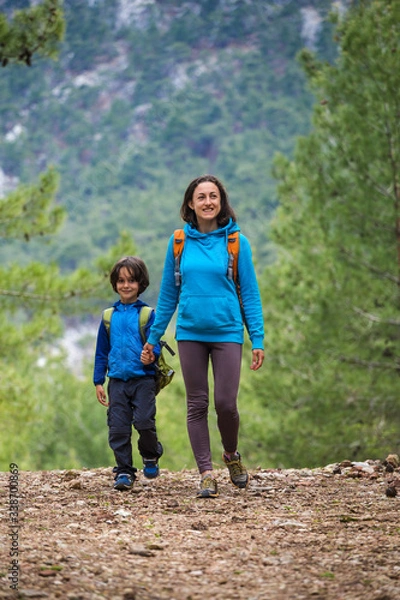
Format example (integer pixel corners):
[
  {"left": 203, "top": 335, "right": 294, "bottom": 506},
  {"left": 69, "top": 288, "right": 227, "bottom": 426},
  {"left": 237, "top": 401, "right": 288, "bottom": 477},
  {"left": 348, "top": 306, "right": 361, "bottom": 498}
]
[{"left": 180, "top": 174, "right": 237, "bottom": 227}]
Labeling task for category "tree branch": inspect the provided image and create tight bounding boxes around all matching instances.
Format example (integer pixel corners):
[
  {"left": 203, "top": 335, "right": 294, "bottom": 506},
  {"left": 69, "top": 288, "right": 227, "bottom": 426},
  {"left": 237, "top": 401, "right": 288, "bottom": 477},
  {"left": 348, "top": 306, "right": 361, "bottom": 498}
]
[
  {"left": 352, "top": 306, "right": 400, "bottom": 326},
  {"left": 338, "top": 355, "right": 400, "bottom": 371},
  {"left": 340, "top": 247, "right": 399, "bottom": 283},
  {"left": 0, "top": 284, "right": 104, "bottom": 302}
]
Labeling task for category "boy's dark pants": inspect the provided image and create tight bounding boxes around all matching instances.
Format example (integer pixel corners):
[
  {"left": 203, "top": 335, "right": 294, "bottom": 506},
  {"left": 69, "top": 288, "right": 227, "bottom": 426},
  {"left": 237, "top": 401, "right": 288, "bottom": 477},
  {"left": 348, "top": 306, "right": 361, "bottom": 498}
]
[{"left": 107, "top": 377, "right": 163, "bottom": 477}]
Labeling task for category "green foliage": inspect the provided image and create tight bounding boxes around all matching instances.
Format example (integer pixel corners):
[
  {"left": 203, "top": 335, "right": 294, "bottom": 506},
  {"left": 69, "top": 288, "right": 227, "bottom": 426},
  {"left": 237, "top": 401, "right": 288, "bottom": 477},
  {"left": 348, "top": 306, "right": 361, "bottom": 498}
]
[
  {"left": 249, "top": 0, "right": 400, "bottom": 467},
  {"left": 0, "top": 0, "right": 352, "bottom": 472},
  {"left": 0, "top": 166, "right": 138, "bottom": 466},
  {"left": 0, "top": 356, "right": 114, "bottom": 471},
  {"left": 62, "top": 0, "right": 118, "bottom": 72},
  {"left": 0, "top": 0, "right": 337, "bottom": 298},
  {"left": 0, "top": 0, "right": 64, "bottom": 67},
  {"left": 0, "top": 167, "right": 63, "bottom": 240}
]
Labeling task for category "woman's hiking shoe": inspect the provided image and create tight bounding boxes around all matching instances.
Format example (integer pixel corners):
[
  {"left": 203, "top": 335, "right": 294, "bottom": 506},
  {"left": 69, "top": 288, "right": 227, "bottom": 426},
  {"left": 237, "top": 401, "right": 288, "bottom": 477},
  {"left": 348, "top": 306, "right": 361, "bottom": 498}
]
[
  {"left": 223, "top": 452, "right": 249, "bottom": 489},
  {"left": 113, "top": 473, "right": 134, "bottom": 491},
  {"left": 143, "top": 459, "right": 159, "bottom": 479},
  {"left": 196, "top": 475, "right": 219, "bottom": 498}
]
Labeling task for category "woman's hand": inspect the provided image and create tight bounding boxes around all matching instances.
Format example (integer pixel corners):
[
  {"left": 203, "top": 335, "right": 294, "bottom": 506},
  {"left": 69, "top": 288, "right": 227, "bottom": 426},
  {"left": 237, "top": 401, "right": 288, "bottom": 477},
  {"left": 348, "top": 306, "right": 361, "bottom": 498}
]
[
  {"left": 250, "top": 349, "right": 264, "bottom": 371},
  {"left": 96, "top": 384, "right": 109, "bottom": 406},
  {"left": 141, "top": 342, "right": 155, "bottom": 364}
]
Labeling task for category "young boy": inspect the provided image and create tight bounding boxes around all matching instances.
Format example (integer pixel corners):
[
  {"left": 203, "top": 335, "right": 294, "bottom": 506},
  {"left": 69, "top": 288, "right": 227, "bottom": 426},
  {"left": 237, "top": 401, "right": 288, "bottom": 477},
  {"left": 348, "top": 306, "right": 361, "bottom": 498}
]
[{"left": 93, "top": 256, "right": 163, "bottom": 491}]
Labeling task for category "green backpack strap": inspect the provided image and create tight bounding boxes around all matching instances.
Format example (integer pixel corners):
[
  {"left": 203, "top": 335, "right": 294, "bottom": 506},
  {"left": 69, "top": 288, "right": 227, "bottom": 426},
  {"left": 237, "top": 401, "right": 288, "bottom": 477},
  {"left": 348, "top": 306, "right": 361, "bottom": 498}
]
[
  {"left": 102, "top": 307, "right": 114, "bottom": 336},
  {"left": 139, "top": 305, "right": 153, "bottom": 344},
  {"left": 139, "top": 305, "right": 175, "bottom": 395}
]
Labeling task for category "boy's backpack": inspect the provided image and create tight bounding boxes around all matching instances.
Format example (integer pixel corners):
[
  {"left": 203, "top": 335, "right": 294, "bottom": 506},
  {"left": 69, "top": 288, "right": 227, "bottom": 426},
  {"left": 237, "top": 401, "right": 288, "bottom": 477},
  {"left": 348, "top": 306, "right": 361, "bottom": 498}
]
[
  {"left": 102, "top": 305, "right": 175, "bottom": 395},
  {"left": 173, "top": 228, "right": 246, "bottom": 326}
]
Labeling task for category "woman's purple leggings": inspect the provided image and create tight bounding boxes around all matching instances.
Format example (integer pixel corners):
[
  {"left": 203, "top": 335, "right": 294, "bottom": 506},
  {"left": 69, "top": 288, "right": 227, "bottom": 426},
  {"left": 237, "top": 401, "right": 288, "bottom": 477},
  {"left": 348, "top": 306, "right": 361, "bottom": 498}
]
[{"left": 178, "top": 341, "right": 242, "bottom": 474}]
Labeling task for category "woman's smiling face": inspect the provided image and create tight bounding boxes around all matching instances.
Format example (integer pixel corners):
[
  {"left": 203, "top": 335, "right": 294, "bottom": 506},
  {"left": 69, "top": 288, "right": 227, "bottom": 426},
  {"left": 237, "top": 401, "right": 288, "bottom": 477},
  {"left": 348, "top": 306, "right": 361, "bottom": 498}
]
[{"left": 189, "top": 181, "right": 221, "bottom": 231}]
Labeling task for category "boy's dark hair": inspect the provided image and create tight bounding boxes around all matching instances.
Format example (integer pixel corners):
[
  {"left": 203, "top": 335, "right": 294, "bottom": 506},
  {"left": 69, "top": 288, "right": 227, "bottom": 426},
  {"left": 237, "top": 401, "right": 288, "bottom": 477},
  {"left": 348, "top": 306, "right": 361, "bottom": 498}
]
[
  {"left": 180, "top": 174, "right": 237, "bottom": 227},
  {"left": 110, "top": 256, "right": 149, "bottom": 295}
]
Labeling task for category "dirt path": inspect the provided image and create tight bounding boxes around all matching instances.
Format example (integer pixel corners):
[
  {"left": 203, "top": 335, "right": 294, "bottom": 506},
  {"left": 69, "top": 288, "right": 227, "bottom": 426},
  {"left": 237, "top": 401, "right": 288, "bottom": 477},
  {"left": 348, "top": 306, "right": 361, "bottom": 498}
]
[{"left": 1, "top": 458, "right": 399, "bottom": 600}]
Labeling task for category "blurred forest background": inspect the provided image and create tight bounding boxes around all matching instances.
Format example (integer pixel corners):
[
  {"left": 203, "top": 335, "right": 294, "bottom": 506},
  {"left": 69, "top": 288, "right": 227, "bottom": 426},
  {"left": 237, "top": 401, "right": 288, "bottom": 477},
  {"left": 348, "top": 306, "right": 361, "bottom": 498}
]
[{"left": 1, "top": 0, "right": 399, "bottom": 473}]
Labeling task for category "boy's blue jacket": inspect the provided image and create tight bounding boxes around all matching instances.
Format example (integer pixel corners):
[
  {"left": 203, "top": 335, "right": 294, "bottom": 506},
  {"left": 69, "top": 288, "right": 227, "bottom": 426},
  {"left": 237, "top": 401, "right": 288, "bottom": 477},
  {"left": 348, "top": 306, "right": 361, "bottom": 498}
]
[
  {"left": 93, "top": 299, "right": 161, "bottom": 386},
  {"left": 147, "top": 219, "right": 264, "bottom": 349}
]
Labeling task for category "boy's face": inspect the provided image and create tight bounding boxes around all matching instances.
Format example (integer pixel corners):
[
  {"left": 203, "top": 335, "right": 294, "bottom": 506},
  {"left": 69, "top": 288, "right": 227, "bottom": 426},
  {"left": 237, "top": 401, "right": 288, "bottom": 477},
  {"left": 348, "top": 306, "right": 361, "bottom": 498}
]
[{"left": 116, "top": 266, "right": 140, "bottom": 304}]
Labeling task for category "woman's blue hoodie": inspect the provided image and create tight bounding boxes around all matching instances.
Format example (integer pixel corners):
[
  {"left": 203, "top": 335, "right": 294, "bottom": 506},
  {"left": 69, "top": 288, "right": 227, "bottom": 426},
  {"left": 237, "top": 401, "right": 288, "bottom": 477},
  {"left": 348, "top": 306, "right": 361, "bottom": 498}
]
[{"left": 147, "top": 219, "right": 264, "bottom": 349}]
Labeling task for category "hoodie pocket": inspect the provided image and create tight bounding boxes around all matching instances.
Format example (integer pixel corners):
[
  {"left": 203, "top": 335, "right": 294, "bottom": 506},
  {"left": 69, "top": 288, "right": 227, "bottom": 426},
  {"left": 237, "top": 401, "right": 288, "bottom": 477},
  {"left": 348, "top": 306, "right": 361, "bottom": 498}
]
[{"left": 179, "top": 294, "right": 240, "bottom": 333}]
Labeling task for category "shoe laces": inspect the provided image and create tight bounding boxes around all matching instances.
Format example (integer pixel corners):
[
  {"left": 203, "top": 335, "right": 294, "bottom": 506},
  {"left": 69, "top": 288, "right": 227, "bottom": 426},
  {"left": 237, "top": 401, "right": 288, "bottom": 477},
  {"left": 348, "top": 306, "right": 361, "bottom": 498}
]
[
  {"left": 201, "top": 475, "right": 216, "bottom": 490},
  {"left": 225, "top": 455, "right": 246, "bottom": 476}
]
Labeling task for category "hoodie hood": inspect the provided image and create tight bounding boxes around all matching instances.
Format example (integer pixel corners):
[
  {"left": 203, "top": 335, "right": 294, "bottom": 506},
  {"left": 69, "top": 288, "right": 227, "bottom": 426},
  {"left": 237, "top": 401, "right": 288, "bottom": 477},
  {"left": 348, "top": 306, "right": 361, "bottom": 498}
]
[{"left": 184, "top": 217, "right": 240, "bottom": 243}]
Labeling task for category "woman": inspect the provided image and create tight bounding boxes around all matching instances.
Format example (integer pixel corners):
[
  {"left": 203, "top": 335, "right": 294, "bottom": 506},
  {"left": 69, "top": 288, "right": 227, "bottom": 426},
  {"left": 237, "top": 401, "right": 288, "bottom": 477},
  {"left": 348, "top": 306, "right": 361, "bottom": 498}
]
[{"left": 143, "top": 175, "right": 264, "bottom": 498}]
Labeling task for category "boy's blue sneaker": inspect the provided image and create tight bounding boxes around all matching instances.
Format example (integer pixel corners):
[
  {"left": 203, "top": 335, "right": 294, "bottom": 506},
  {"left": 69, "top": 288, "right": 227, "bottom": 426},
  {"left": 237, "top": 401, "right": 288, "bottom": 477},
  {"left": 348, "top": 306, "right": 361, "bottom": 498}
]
[
  {"left": 113, "top": 473, "right": 134, "bottom": 491},
  {"left": 143, "top": 459, "right": 159, "bottom": 479}
]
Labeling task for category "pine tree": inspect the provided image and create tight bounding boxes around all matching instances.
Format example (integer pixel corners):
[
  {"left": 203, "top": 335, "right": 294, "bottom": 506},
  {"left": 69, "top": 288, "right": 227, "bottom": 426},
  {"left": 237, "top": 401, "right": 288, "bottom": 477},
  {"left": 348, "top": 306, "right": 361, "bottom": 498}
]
[
  {"left": 0, "top": 2, "right": 137, "bottom": 469},
  {"left": 253, "top": 0, "right": 400, "bottom": 467},
  {"left": 0, "top": 0, "right": 64, "bottom": 67}
]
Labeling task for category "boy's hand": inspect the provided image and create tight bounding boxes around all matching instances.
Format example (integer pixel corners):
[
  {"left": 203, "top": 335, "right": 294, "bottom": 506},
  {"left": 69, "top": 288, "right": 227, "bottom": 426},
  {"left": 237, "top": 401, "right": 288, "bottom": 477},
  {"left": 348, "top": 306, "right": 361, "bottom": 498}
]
[
  {"left": 141, "top": 342, "right": 155, "bottom": 364},
  {"left": 250, "top": 349, "right": 264, "bottom": 371},
  {"left": 96, "top": 384, "right": 109, "bottom": 406}
]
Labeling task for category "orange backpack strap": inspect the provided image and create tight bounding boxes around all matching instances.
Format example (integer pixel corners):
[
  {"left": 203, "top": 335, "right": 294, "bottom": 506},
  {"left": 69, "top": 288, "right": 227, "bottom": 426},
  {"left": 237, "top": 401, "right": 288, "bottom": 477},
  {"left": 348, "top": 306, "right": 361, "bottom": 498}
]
[
  {"left": 173, "top": 228, "right": 240, "bottom": 286},
  {"left": 227, "top": 231, "right": 240, "bottom": 283},
  {"left": 227, "top": 231, "right": 246, "bottom": 328},
  {"left": 173, "top": 229, "right": 185, "bottom": 286}
]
